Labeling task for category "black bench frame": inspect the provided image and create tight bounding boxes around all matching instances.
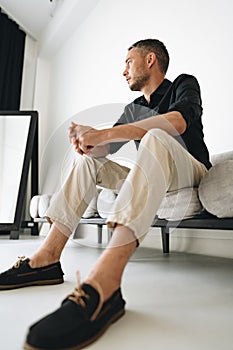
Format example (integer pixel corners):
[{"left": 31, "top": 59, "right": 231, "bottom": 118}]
[{"left": 79, "top": 211, "right": 233, "bottom": 254}]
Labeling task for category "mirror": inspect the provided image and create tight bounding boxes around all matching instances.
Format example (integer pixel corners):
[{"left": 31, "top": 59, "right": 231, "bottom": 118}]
[{"left": 0, "top": 111, "right": 38, "bottom": 236}]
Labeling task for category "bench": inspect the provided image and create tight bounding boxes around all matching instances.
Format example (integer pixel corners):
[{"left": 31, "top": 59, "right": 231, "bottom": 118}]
[
  {"left": 35, "top": 211, "right": 233, "bottom": 254},
  {"left": 154, "top": 212, "right": 233, "bottom": 253},
  {"left": 33, "top": 150, "right": 233, "bottom": 253}
]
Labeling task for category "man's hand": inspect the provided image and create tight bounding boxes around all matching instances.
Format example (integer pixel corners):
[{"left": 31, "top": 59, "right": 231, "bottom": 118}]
[
  {"left": 69, "top": 122, "right": 109, "bottom": 157},
  {"left": 69, "top": 122, "right": 93, "bottom": 144},
  {"left": 69, "top": 122, "right": 96, "bottom": 155}
]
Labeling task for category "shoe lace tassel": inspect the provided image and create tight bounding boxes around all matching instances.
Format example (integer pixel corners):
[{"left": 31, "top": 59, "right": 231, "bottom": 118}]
[
  {"left": 13, "top": 256, "right": 26, "bottom": 269},
  {"left": 67, "top": 271, "right": 90, "bottom": 308}
]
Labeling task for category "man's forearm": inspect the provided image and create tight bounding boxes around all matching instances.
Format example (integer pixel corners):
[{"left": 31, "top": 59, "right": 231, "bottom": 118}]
[
  {"left": 103, "top": 111, "right": 187, "bottom": 144},
  {"left": 75, "top": 111, "right": 186, "bottom": 155},
  {"left": 132, "top": 111, "right": 187, "bottom": 136}
]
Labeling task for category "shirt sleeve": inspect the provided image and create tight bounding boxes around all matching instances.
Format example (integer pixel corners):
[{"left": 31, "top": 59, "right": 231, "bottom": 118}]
[{"left": 167, "top": 74, "right": 203, "bottom": 128}]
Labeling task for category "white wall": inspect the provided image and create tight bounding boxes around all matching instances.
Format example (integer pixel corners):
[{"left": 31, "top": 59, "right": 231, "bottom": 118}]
[
  {"left": 34, "top": 0, "right": 233, "bottom": 257},
  {"left": 36, "top": 0, "right": 233, "bottom": 156}
]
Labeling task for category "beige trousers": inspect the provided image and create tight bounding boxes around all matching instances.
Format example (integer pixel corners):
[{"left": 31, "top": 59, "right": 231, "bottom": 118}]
[{"left": 46, "top": 129, "right": 207, "bottom": 244}]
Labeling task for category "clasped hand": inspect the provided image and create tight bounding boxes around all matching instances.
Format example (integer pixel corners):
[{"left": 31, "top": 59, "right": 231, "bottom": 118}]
[{"left": 69, "top": 122, "right": 108, "bottom": 157}]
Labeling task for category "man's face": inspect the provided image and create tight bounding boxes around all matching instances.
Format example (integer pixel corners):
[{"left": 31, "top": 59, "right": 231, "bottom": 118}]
[{"left": 123, "top": 47, "right": 150, "bottom": 91}]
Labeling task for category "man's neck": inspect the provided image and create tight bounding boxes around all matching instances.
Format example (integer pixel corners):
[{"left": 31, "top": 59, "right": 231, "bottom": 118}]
[{"left": 142, "top": 75, "right": 165, "bottom": 104}]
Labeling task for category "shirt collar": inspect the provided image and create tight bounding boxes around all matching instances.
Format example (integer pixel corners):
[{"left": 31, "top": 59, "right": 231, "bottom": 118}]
[
  {"left": 135, "top": 78, "right": 171, "bottom": 107},
  {"left": 151, "top": 78, "right": 171, "bottom": 96}
]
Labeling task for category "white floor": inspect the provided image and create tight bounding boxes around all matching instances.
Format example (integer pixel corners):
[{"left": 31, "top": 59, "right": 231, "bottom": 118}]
[{"left": 0, "top": 232, "right": 233, "bottom": 350}]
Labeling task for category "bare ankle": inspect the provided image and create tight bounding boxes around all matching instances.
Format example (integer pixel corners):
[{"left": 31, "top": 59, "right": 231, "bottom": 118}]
[
  {"left": 85, "top": 272, "right": 121, "bottom": 302},
  {"left": 29, "top": 250, "right": 60, "bottom": 268}
]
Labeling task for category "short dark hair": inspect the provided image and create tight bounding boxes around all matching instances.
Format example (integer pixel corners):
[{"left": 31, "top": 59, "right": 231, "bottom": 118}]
[{"left": 128, "top": 39, "right": 169, "bottom": 74}]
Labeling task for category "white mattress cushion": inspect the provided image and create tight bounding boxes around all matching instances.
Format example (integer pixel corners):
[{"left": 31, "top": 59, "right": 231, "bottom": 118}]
[
  {"left": 157, "top": 187, "right": 202, "bottom": 221},
  {"left": 30, "top": 194, "right": 53, "bottom": 218},
  {"left": 29, "top": 195, "right": 40, "bottom": 218},
  {"left": 97, "top": 187, "right": 202, "bottom": 221},
  {"left": 97, "top": 189, "right": 117, "bottom": 219},
  {"left": 198, "top": 160, "right": 233, "bottom": 218}
]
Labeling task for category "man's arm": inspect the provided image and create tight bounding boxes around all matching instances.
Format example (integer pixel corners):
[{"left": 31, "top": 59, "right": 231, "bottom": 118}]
[
  {"left": 107, "top": 111, "right": 186, "bottom": 140},
  {"left": 74, "top": 111, "right": 186, "bottom": 155}
]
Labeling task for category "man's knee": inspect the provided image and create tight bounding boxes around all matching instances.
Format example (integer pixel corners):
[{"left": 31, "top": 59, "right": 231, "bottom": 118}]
[
  {"left": 69, "top": 155, "right": 99, "bottom": 184},
  {"left": 72, "top": 155, "right": 111, "bottom": 186},
  {"left": 73, "top": 155, "right": 98, "bottom": 171},
  {"left": 140, "top": 128, "right": 172, "bottom": 150}
]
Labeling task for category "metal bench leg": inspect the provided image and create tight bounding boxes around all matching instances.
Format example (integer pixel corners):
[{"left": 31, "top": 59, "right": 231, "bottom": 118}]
[
  {"left": 161, "top": 226, "right": 170, "bottom": 254},
  {"left": 97, "top": 224, "right": 103, "bottom": 244},
  {"left": 107, "top": 228, "right": 113, "bottom": 242}
]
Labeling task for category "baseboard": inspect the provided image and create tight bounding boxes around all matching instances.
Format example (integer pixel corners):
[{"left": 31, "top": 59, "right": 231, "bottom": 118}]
[{"left": 143, "top": 227, "right": 233, "bottom": 259}]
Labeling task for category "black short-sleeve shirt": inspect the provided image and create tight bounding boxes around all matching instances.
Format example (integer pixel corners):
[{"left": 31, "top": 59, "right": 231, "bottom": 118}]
[{"left": 109, "top": 74, "right": 211, "bottom": 169}]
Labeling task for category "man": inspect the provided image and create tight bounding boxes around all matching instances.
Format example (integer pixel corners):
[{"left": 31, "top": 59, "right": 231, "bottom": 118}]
[{"left": 0, "top": 39, "right": 211, "bottom": 350}]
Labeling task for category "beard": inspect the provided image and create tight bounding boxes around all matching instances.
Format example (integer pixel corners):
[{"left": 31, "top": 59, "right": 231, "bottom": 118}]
[{"left": 129, "top": 70, "right": 150, "bottom": 91}]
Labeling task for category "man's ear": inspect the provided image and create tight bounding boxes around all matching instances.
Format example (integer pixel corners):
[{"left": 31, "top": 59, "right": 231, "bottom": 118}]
[{"left": 147, "top": 52, "right": 156, "bottom": 68}]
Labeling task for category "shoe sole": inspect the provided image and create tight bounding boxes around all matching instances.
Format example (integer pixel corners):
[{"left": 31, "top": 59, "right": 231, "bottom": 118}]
[
  {"left": 23, "top": 308, "right": 125, "bottom": 350},
  {"left": 0, "top": 278, "right": 64, "bottom": 290}
]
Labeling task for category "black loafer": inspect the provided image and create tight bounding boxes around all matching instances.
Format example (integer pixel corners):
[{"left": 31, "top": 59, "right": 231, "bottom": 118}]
[
  {"left": 24, "top": 277, "right": 126, "bottom": 349},
  {"left": 0, "top": 256, "right": 64, "bottom": 290}
]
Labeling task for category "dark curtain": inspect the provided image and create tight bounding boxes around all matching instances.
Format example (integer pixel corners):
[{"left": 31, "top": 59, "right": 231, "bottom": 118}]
[{"left": 0, "top": 9, "right": 26, "bottom": 110}]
